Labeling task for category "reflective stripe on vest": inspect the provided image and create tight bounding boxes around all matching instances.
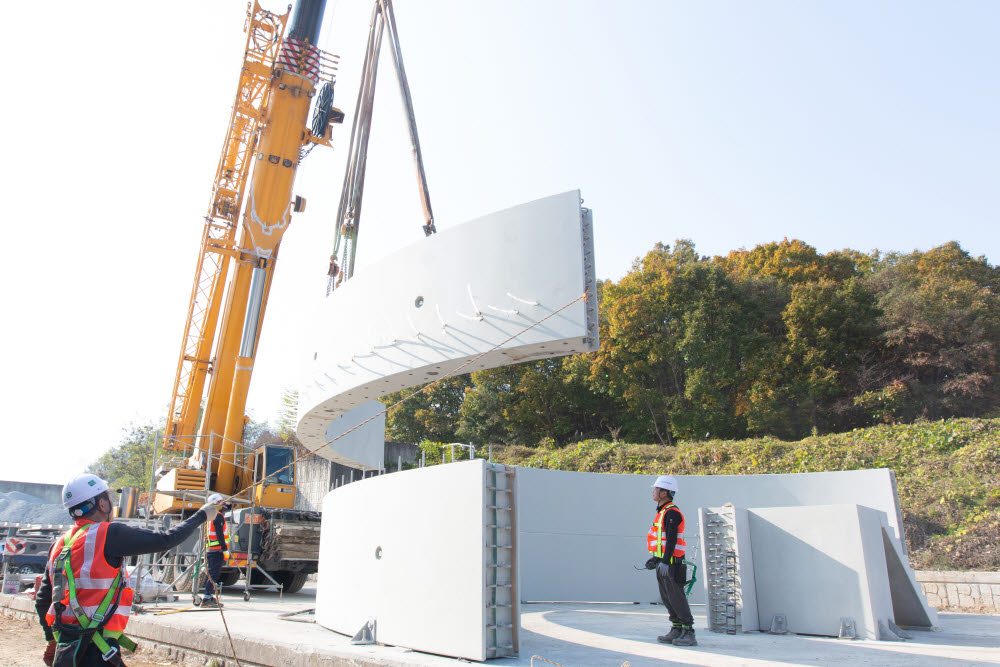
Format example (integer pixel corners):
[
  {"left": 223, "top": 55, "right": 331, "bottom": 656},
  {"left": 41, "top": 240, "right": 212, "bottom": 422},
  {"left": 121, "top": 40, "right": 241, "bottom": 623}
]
[
  {"left": 646, "top": 503, "right": 686, "bottom": 558},
  {"left": 45, "top": 520, "right": 134, "bottom": 632},
  {"left": 206, "top": 517, "right": 229, "bottom": 551}
]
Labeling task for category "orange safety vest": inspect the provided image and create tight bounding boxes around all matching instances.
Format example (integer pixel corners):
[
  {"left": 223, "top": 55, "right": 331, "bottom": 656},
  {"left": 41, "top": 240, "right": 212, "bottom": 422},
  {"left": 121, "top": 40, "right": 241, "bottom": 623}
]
[
  {"left": 45, "top": 520, "right": 133, "bottom": 633},
  {"left": 206, "top": 516, "right": 229, "bottom": 551},
  {"left": 647, "top": 503, "right": 686, "bottom": 559}
]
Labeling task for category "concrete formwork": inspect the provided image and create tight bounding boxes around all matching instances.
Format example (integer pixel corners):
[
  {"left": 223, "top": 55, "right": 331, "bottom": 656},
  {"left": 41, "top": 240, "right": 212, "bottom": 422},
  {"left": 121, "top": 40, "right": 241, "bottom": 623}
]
[
  {"left": 746, "top": 504, "right": 933, "bottom": 639},
  {"left": 316, "top": 463, "right": 935, "bottom": 659},
  {"left": 514, "top": 467, "right": 906, "bottom": 605},
  {"left": 316, "top": 459, "right": 517, "bottom": 662}
]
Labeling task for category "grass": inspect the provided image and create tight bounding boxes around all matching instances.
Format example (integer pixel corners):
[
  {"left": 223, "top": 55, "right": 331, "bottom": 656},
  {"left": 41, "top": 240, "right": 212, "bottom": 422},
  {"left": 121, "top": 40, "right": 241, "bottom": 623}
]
[{"left": 489, "top": 417, "right": 1000, "bottom": 570}]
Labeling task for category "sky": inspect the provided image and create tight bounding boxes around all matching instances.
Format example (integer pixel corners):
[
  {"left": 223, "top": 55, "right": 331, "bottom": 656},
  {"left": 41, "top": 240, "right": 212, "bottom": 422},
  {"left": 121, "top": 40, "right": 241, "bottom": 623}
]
[{"left": 1, "top": 1, "right": 996, "bottom": 486}]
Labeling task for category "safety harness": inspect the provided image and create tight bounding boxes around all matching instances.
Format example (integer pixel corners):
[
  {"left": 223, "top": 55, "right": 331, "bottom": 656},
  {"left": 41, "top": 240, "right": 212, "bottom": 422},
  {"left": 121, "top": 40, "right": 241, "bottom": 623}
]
[
  {"left": 649, "top": 504, "right": 698, "bottom": 594},
  {"left": 50, "top": 524, "right": 136, "bottom": 664}
]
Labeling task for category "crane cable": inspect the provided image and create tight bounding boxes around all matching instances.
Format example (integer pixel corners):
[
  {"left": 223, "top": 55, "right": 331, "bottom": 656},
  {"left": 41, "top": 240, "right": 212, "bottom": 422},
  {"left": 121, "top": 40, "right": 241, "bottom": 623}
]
[
  {"left": 328, "top": 0, "right": 434, "bottom": 297},
  {"left": 201, "top": 290, "right": 590, "bottom": 665}
]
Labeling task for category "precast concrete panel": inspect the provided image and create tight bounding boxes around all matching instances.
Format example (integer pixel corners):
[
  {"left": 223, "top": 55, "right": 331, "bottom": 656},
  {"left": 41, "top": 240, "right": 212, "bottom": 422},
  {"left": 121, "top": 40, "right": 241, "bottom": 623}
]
[
  {"left": 297, "top": 191, "right": 598, "bottom": 466},
  {"left": 514, "top": 467, "right": 905, "bottom": 605},
  {"left": 748, "top": 505, "right": 900, "bottom": 639},
  {"left": 318, "top": 400, "right": 386, "bottom": 469},
  {"left": 316, "top": 459, "right": 515, "bottom": 661}
]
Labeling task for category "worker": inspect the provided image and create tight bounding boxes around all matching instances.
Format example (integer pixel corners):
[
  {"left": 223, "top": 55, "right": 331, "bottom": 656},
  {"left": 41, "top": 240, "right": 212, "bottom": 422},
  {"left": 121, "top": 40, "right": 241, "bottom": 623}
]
[
  {"left": 36, "top": 473, "right": 220, "bottom": 666},
  {"left": 645, "top": 475, "right": 697, "bottom": 647},
  {"left": 202, "top": 492, "right": 230, "bottom": 608}
]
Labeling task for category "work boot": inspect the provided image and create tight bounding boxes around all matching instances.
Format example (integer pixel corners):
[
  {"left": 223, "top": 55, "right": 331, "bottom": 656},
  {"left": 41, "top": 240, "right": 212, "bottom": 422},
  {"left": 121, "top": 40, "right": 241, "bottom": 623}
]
[
  {"left": 657, "top": 625, "right": 684, "bottom": 644},
  {"left": 201, "top": 598, "right": 224, "bottom": 608},
  {"left": 672, "top": 627, "right": 697, "bottom": 647}
]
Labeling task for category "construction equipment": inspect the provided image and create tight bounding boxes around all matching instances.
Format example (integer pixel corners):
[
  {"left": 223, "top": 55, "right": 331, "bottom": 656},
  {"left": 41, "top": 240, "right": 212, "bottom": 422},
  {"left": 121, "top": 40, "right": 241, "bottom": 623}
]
[
  {"left": 149, "top": 0, "right": 434, "bottom": 596},
  {"left": 151, "top": 0, "right": 344, "bottom": 592}
]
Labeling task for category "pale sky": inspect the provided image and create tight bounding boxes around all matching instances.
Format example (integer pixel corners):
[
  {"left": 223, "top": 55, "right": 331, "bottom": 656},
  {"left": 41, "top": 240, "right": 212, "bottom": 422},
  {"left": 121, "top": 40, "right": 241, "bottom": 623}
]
[{"left": 2, "top": 1, "right": 996, "bottom": 486}]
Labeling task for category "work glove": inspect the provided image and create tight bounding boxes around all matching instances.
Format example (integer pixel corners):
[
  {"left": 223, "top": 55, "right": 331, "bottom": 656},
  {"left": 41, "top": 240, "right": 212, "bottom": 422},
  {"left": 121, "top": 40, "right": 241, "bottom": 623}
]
[
  {"left": 200, "top": 503, "right": 219, "bottom": 522},
  {"left": 223, "top": 550, "right": 231, "bottom": 561},
  {"left": 644, "top": 557, "right": 660, "bottom": 570},
  {"left": 43, "top": 640, "right": 56, "bottom": 667}
]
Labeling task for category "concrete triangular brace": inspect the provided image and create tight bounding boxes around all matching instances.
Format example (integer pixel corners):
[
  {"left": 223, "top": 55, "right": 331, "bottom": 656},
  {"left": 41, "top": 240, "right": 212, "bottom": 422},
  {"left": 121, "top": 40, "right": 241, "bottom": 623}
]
[
  {"left": 351, "top": 618, "right": 377, "bottom": 645},
  {"left": 878, "top": 620, "right": 906, "bottom": 641},
  {"left": 769, "top": 614, "right": 788, "bottom": 634},
  {"left": 838, "top": 617, "right": 857, "bottom": 640},
  {"left": 887, "top": 620, "right": 912, "bottom": 640}
]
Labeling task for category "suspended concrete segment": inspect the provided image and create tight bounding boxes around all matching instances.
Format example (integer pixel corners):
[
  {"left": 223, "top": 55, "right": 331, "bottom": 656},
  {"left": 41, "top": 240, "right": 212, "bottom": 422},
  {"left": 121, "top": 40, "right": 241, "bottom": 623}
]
[{"left": 297, "top": 190, "right": 598, "bottom": 467}]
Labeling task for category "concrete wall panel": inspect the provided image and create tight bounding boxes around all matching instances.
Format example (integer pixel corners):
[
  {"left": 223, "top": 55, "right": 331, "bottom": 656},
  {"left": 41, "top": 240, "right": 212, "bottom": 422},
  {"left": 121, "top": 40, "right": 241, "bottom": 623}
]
[
  {"left": 317, "top": 400, "right": 386, "bottom": 469},
  {"left": 316, "top": 460, "right": 492, "bottom": 661},
  {"left": 748, "top": 505, "right": 888, "bottom": 639},
  {"left": 515, "top": 467, "right": 905, "bottom": 605},
  {"left": 297, "top": 191, "right": 598, "bottom": 464}
]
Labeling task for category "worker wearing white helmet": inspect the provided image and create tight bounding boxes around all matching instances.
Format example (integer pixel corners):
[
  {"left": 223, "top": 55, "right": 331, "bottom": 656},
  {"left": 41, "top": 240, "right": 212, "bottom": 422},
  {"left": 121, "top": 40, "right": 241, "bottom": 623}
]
[
  {"left": 645, "top": 475, "right": 697, "bottom": 647},
  {"left": 202, "top": 493, "right": 231, "bottom": 608},
  {"left": 35, "top": 473, "right": 221, "bottom": 667}
]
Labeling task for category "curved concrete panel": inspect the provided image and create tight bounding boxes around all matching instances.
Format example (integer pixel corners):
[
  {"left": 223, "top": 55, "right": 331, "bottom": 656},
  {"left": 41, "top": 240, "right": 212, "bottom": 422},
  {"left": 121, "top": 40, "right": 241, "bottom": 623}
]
[
  {"left": 515, "top": 467, "right": 906, "bottom": 605},
  {"left": 297, "top": 191, "right": 598, "bottom": 465},
  {"left": 320, "top": 400, "right": 386, "bottom": 470},
  {"left": 317, "top": 464, "right": 928, "bottom": 656},
  {"left": 316, "top": 459, "right": 516, "bottom": 661}
]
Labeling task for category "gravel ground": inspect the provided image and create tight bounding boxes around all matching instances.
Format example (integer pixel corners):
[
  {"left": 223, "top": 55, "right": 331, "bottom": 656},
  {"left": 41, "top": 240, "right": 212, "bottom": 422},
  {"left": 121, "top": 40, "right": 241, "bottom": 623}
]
[{"left": 0, "top": 615, "right": 174, "bottom": 667}]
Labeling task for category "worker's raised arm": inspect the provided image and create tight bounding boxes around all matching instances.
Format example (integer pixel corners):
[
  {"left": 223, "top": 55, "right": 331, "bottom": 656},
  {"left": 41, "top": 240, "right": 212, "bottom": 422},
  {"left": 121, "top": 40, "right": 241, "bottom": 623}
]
[{"left": 103, "top": 505, "right": 215, "bottom": 561}]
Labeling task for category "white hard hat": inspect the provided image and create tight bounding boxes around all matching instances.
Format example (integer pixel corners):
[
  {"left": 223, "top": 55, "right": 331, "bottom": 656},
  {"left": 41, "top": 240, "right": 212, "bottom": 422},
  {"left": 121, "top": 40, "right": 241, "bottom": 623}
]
[
  {"left": 652, "top": 475, "right": 678, "bottom": 493},
  {"left": 62, "top": 474, "right": 111, "bottom": 512},
  {"left": 207, "top": 493, "right": 224, "bottom": 505}
]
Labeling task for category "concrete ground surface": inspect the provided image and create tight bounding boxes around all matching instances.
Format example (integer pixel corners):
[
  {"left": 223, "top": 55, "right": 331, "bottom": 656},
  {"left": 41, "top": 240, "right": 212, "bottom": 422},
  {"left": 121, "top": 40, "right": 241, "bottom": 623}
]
[{"left": 3, "top": 588, "right": 999, "bottom": 666}]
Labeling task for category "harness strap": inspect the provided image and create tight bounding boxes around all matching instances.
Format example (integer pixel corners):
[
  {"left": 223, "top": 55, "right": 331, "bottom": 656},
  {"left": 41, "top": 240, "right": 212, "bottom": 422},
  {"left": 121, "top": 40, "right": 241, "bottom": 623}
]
[{"left": 52, "top": 522, "right": 137, "bottom": 659}]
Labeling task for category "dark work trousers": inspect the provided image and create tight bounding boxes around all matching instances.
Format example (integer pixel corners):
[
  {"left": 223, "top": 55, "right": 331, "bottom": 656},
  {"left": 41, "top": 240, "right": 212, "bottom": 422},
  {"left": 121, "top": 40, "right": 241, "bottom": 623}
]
[
  {"left": 656, "top": 561, "right": 693, "bottom": 626},
  {"left": 204, "top": 550, "right": 224, "bottom": 598},
  {"left": 53, "top": 637, "right": 125, "bottom": 667}
]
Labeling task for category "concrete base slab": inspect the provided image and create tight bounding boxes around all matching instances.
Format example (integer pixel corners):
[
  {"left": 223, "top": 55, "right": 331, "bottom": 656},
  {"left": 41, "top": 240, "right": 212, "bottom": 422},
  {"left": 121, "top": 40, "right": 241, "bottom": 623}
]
[{"left": 5, "top": 592, "right": 999, "bottom": 666}]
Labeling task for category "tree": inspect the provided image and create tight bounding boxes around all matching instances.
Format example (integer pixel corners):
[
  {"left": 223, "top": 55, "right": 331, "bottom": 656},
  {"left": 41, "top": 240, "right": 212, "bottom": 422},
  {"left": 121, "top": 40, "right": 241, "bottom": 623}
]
[
  {"left": 868, "top": 243, "right": 1000, "bottom": 419},
  {"left": 88, "top": 420, "right": 163, "bottom": 489},
  {"left": 382, "top": 376, "right": 471, "bottom": 442},
  {"left": 275, "top": 387, "right": 299, "bottom": 441},
  {"left": 582, "top": 241, "right": 767, "bottom": 443},
  {"left": 717, "top": 238, "right": 855, "bottom": 285},
  {"left": 780, "top": 277, "right": 880, "bottom": 433}
]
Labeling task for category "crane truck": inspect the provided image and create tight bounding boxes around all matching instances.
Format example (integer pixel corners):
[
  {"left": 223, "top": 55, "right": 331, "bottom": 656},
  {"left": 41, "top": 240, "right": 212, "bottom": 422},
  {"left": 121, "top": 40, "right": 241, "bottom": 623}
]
[{"left": 150, "top": 0, "right": 344, "bottom": 595}]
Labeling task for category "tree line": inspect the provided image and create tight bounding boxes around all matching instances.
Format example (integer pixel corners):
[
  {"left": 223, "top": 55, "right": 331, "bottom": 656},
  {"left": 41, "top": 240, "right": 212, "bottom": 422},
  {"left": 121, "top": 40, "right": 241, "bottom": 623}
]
[{"left": 381, "top": 239, "right": 1000, "bottom": 446}]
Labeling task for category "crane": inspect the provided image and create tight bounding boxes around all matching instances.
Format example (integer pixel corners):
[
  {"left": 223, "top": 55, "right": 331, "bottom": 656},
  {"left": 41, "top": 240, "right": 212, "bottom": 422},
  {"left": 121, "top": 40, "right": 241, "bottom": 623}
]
[
  {"left": 155, "top": 0, "right": 341, "bottom": 512},
  {"left": 149, "top": 0, "right": 433, "bottom": 596}
]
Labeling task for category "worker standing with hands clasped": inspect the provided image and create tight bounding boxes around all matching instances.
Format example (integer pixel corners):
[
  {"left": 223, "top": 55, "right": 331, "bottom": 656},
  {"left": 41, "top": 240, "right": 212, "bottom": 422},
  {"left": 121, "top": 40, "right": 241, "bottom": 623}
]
[
  {"left": 202, "top": 493, "right": 230, "bottom": 607},
  {"left": 36, "top": 473, "right": 220, "bottom": 666},
  {"left": 645, "top": 475, "right": 697, "bottom": 647}
]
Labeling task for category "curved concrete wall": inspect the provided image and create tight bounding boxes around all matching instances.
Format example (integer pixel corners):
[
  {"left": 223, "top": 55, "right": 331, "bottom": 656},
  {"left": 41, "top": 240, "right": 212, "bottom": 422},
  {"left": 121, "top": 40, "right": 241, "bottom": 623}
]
[
  {"left": 515, "top": 467, "right": 905, "bottom": 605},
  {"left": 316, "top": 463, "right": 910, "bottom": 658},
  {"left": 297, "top": 191, "right": 598, "bottom": 466},
  {"left": 316, "top": 459, "right": 515, "bottom": 661}
]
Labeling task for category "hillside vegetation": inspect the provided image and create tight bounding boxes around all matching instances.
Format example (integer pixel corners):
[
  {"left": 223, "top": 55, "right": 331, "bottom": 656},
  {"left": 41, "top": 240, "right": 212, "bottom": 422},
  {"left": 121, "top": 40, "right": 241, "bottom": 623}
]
[
  {"left": 385, "top": 239, "right": 1000, "bottom": 448},
  {"left": 480, "top": 417, "right": 1000, "bottom": 571}
]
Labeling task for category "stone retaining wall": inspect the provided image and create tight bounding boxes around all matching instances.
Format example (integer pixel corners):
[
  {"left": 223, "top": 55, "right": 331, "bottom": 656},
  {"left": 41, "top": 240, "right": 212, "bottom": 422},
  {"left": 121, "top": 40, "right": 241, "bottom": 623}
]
[{"left": 916, "top": 571, "right": 1000, "bottom": 611}]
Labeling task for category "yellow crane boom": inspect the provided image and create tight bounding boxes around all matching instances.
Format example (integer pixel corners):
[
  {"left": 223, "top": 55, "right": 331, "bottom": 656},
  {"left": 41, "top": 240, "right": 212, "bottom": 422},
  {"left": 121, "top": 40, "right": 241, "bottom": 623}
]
[{"left": 159, "top": 0, "right": 342, "bottom": 511}]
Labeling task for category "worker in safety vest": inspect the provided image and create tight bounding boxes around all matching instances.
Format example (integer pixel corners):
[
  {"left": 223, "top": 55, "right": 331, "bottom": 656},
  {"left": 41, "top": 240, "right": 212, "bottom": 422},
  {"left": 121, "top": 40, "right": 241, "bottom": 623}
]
[
  {"left": 645, "top": 475, "right": 697, "bottom": 647},
  {"left": 35, "top": 474, "right": 219, "bottom": 666},
  {"left": 202, "top": 493, "right": 230, "bottom": 607}
]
